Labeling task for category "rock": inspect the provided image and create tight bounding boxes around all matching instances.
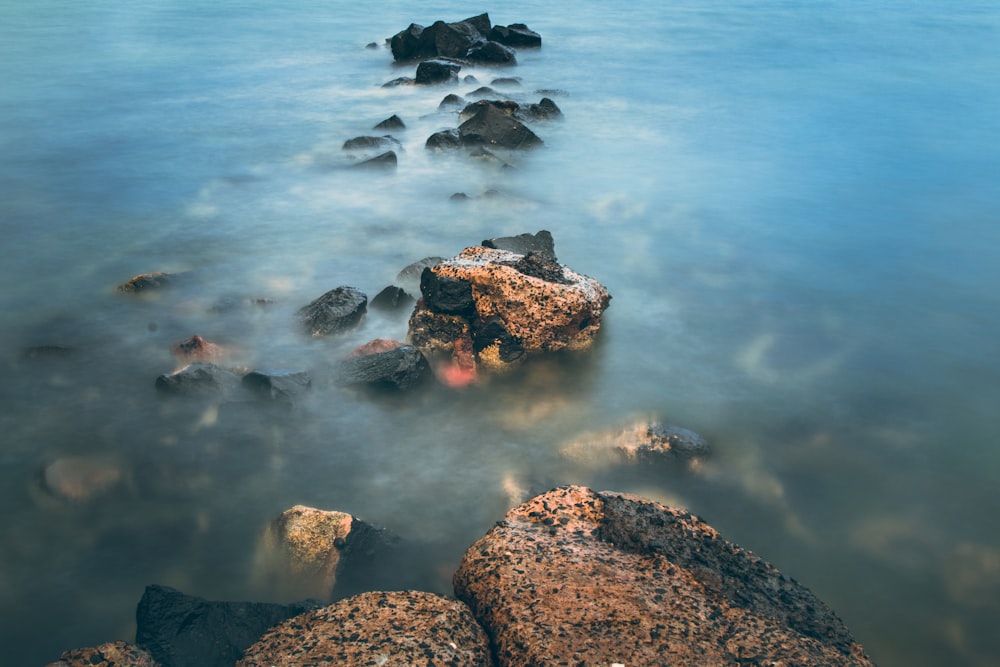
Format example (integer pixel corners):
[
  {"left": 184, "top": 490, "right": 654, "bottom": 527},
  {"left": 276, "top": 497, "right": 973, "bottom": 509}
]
[
  {"left": 350, "top": 150, "right": 397, "bottom": 169},
  {"left": 241, "top": 370, "right": 311, "bottom": 401},
  {"left": 46, "top": 641, "right": 159, "bottom": 667},
  {"left": 415, "top": 58, "right": 462, "bottom": 85},
  {"left": 458, "top": 102, "right": 542, "bottom": 149},
  {"left": 382, "top": 76, "right": 414, "bottom": 88},
  {"left": 338, "top": 342, "right": 428, "bottom": 390},
  {"left": 407, "top": 245, "right": 611, "bottom": 373},
  {"left": 561, "top": 420, "right": 711, "bottom": 467},
  {"left": 236, "top": 591, "right": 494, "bottom": 667},
  {"left": 389, "top": 23, "right": 428, "bottom": 61},
  {"left": 373, "top": 114, "right": 405, "bottom": 130},
  {"left": 342, "top": 135, "right": 401, "bottom": 152},
  {"left": 299, "top": 286, "right": 367, "bottom": 336},
  {"left": 459, "top": 99, "right": 519, "bottom": 122},
  {"left": 453, "top": 486, "right": 877, "bottom": 667},
  {"left": 171, "top": 335, "right": 225, "bottom": 363},
  {"left": 117, "top": 272, "right": 172, "bottom": 293},
  {"left": 489, "top": 23, "right": 542, "bottom": 48},
  {"left": 491, "top": 76, "right": 521, "bottom": 87},
  {"left": 524, "top": 96, "right": 563, "bottom": 120},
  {"left": 438, "top": 93, "right": 466, "bottom": 111},
  {"left": 370, "top": 285, "right": 415, "bottom": 311},
  {"left": 467, "top": 85, "right": 501, "bottom": 99},
  {"left": 41, "top": 455, "right": 123, "bottom": 502},
  {"left": 422, "top": 20, "right": 486, "bottom": 60},
  {"left": 482, "top": 229, "right": 556, "bottom": 259},
  {"left": 396, "top": 257, "right": 444, "bottom": 293},
  {"left": 135, "top": 585, "right": 319, "bottom": 667},
  {"left": 252, "top": 505, "right": 403, "bottom": 601},
  {"left": 425, "top": 128, "right": 462, "bottom": 151},
  {"left": 465, "top": 40, "right": 517, "bottom": 66},
  {"left": 155, "top": 363, "right": 243, "bottom": 397}
]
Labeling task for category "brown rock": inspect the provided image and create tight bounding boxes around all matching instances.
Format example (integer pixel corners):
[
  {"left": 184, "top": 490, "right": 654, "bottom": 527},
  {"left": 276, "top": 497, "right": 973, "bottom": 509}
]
[
  {"left": 237, "top": 590, "right": 495, "bottom": 667},
  {"left": 47, "top": 641, "right": 159, "bottom": 667},
  {"left": 117, "top": 272, "right": 171, "bottom": 293},
  {"left": 171, "top": 335, "right": 226, "bottom": 363},
  {"left": 347, "top": 338, "right": 406, "bottom": 357},
  {"left": 453, "top": 485, "right": 877, "bottom": 667}
]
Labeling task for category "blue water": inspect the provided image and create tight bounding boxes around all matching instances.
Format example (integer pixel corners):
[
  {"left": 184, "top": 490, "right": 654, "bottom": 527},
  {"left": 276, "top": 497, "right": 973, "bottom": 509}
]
[{"left": 2, "top": 1, "right": 999, "bottom": 665}]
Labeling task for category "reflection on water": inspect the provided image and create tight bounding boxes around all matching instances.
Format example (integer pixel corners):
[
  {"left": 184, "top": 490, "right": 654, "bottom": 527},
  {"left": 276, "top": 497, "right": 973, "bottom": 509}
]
[{"left": 2, "top": 1, "right": 1000, "bottom": 665}]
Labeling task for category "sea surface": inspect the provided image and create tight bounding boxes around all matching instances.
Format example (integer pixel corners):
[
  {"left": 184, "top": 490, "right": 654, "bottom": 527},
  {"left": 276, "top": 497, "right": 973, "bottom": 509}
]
[{"left": 2, "top": 1, "right": 999, "bottom": 665}]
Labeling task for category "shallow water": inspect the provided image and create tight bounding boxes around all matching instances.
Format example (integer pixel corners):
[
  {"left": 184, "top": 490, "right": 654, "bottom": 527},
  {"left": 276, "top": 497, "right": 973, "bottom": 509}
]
[{"left": 2, "top": 1, "right": 1000, "bottom": 665}]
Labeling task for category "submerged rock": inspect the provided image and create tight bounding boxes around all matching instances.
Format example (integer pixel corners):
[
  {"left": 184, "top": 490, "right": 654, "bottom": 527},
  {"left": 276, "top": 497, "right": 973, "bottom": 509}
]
[
  {"left": 237, "top": 591, "right": 494, "bottom": 667},
  {"left": 415, "top": 58, "right": 462, "bottom": 84},
  {"left": 373, "top": 114, "right": 405, "bottom": 130},
  {"left": 561, "top": 419, "right": 711, "bottom": 467},
  {"left": 46, "top": 641, "right": 158, "bottom": 667},
  {"left": 454, "top": 485, "right": 877, "bottom": 667},
  {"left": 299, "top": 286, "right": 367, "bottom": 336},
  {"left": 458, "top": 101, "right": 542, "bottom": 149},
  {"left": 135, "top": 585, "right": 319, "bottom": 667},
  {"left": 338, "top": 340, "right": 428, "bottom": 390},
  {"left": 370, "top": 285, "right": 415, "bottom": 311},
  {"left": 342, "top": 135, "right": 401, "bottom": 152},
  {"left": 41, "top": 455, "right": 123, "bottom": 502},
  {"left": 117, "top": 272, "right": 172, "bottom": 293},
  {"left": 350, "top": 150, "right": 397, "bottom": 169},
  {"left": 241, "top": 370, "right": 311, "bottom": 402},
  {"left": 155, "top": 363, "right": 243, "bottom": 397}
]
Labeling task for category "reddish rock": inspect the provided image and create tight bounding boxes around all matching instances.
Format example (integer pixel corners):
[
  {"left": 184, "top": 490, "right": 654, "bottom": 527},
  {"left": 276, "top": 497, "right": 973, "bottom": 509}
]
[
  {"left": 453, "top": 486, "right": 877, "bottom": 667},
  {"left": 237, "top": 590, "right": 494, "bottom": 667},
  {"left": 348, "top": 338, "right": 406, "bottom": 357},
  {"left": 46, "top": 641, "right": 159, "bottom": 667},
  {"left": 171, "top": 335, "right": 226, "bottom": 363}
]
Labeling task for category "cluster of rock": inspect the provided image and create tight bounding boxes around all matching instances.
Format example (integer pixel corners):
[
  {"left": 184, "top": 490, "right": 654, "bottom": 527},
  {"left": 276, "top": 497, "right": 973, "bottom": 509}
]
[{"left": 48, "top": 486, "right": 877, "bottom": 666}]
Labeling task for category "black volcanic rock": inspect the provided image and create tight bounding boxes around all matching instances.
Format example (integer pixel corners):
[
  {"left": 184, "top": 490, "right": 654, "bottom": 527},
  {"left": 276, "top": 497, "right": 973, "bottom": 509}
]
[
  {"left": 458, "top": 102, "right": 542, "bottom": 149},
  {"left": 415, "top": 58, "right": 462, "bottom": 85},
  {"left": 299, "top": 286, "right": 367, "bottom": 336}
]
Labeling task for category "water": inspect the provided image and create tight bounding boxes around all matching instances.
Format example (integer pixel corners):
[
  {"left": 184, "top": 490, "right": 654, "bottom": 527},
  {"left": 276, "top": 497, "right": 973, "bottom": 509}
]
[{"left": 2, "top": 1, "right": 999, "bottom": 665}]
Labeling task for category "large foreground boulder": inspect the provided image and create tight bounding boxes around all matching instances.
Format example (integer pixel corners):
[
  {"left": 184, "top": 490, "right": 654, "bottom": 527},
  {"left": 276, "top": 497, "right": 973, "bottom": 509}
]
[
  {"left": 237, "top": 591, "right": 494, "bottom": 666},
  {"left": 408, "top": 243, "right": 611, "bottom": 376},
  {"left": 135, "top": 585, "right": 318, "bottom": 667},
  {"left": 453, "top": 486, "right": 877, "bottom": 666}
]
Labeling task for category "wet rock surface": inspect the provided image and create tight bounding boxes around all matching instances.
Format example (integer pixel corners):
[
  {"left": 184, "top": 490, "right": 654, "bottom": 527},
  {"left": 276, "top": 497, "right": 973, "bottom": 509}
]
[
  {"left": 236, "top": 591, "right": 494, "bottom": 667},
  {"left": 338, "top": 341, "right": 429, "bottom": 390},
  {"left": 154, "top": 363, "right": 243, "bottom": 396},
  {"left": 298, "top": 285, "right": 367, "bottom": 336},
  {"left": 453, "top": 485, "right": 877, "bottom": 667},
  {"left": 46, "top": 641, "right": 159, "bottom": 667}
]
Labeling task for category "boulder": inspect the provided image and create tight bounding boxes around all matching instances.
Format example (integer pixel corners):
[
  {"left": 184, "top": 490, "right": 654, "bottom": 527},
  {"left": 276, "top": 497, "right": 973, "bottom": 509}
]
[
  {"left": 135, "top": 585, "right": 319, "bottom": 667},
  {"left": 236, "top": 591, "right": 494, "bottom": 667},
  {"left": 342, "top": 135, "right": 401, "bottom": 152},
  {"left": 422, "top": 19, "right": 486, "bottom": 60},
  {"left": 407, "top": 244, "right": 610, "bottom": 373},
  {"left": 396, "top": 257, "right": 444, "bottom": 293},
  {"left": 561, "top": 420, "right": 711, "bottom": 467},
  {"left": 154, "top": 363, "right": 243, "bottom": 397},
  {"left": 465, "top": 40, "right": 517, "bottom": 66},
  {"left": 415, "top": 58, "right": 461, "bottom": 85},
  {"left": 425, "top": 128, "right": 462, "bottom": 151},
  {"left": 370, "top": 285, "right": 415, "bottom": 311},
  {"left": 373, "top": 114, "right": 405, "bottom": 130},
  {"left": 489, "top": 23, "right": 542, "bottom": 48},
  {"left": 453, "top": 486, "right": 877, "bottom": 667},
  {"left": 482, "top": 229, "right": 556, "bottom": 260},
  {"left": 252, "top": 505, "right": 402, "bottom": 601},
  {"left": 241, "top": 370, "right": 311, "bottom": 401},
  {"left": 299, "top": 286, "right": 367, "bottom": 336},
  {"left": 524, "top": 96, "right": 563, "bottom": 120},
  {"left": 350, "top": 150, "right": 397, "bottom": 169},
  {"left": 171, "top": 335, "right": 226, "bottom": 363},
  {"left": 337, "top": 341, "right": 428, "bottom": 390},
  {"left": 117, "top": 272, "right": 172, "bottom": 293},
  {"left": 458, "top": 102, "right": 542, "bottom": 149},
  {"left": 437, "top": 93, "right": 467, "bottom": 111},
  {"left": 46, "top": 641, "right": 159, "bottom": 667}
]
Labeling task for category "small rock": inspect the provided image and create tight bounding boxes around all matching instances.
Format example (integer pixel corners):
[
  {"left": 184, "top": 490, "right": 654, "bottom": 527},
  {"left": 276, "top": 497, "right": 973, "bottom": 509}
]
[
  {"left": 489, "top": 23, "right": 542, "bottom": 48},
  {"left": 342, "top": 135, "right": 401, "bottom": 152},
  {"left": 338, "top": 343, "right": 428, "bottom": 390},
  {"left": 299, "top": 286, "right": 367, "bottom": 336},
  {"left": 373, "top": 114, "right": 405, "bottom": 130},
  {"left": 117, "top": 272, "right": 172, "bottom": 293},
  {"left": 482, "top": 229, "right": 556, "bottom": 259},
  {"left": 350, "top": 150, "right": 397, "bottom": 169},
  {"left": 370, "top": 285, "right": 415, "bottom": 311},
  {"left": 438, "top": 93, "right": 467, "bottom": 111},
  {"left": 241, "top": 370, "right": 311, "bottom": 401},
  {"left": 171, "top": 335, "right": 226, "bottom": 363},
  {"left": 425, "top": 128, "right": 462, "bottom": 151},
  {"left": 415, "top": 58, "right": 461, "bottom": 85},
  {"left": 155, "top": 363, "right": 243, "bottom": 396},
  {"left": 458, "top": 102, "right": 542, "bottom": 149}
]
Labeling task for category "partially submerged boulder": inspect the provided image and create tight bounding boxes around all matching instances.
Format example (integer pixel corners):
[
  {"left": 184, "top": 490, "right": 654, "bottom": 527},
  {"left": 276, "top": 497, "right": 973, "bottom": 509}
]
[
  {"left": 338, "top": 339, "right": 428, "bottom": 390},
  {"left": 135, "top": 585, "right": 318, "bottom": 667},
  {"left": 454, "top": 486, "right": 877, "bottom": 667},
  {"left": 117, "top": 272, "right": 173, "bottom": 293},
  {"left": 457, "top": 101, "right": 542, "bottom": 149},
  {"left": 299, "top": 286, "right": 367, "bottom": 336},
  {"left": 407, "top": 242, "right": 610, "bottom": 375},
  {"left": 370, "top": 285, "right": 415, "bottom": 311},
  {"left": 237, "top": 591, "right": 494, "bottom": 667},
  {"left": 415, "top": 58, "right": 462, "bottom": 85},
  {"left": 155, "top": 363, "right": 243, "bottom": 397},
  {"left": 171, "top": 335, "right": 226, "bottom": 364},
  {"left": 241, "top": 370, "right": 311, "bottom": 402},
  {"left": 561, "top": 419, "right": 711, "bottom": 467}
]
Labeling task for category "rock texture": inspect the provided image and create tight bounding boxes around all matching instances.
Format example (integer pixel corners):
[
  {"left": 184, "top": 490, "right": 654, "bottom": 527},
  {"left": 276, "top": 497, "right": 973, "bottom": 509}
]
[
  {"left": 453, "top": 485, "right": 877, "bottom": 667},
  {"left": 241, "top": 369, "right": 311, "bottom": 401},
  {"left": 236, "top": 591, "right": 494, "bottom": 667},
  {"left": 154, "top": 363, "right": 243, "bottom": 397},
  {"left": 561, "top": 419, "right": 711, "bottom": 467},
  {"left": 338, "top": 339, "right": 429, "bottom": 390},
  {"left": 299, "top": 286, "right": 367, "bottom": 336},
  {"left": 46, "top": 641, "right": 159, "bottom": 667},
  {"left": 135, "top": 585, "right": 318, "bottom": 667},
  {"left": 408, "top": 244, "right": 611, "bottom": 375}
]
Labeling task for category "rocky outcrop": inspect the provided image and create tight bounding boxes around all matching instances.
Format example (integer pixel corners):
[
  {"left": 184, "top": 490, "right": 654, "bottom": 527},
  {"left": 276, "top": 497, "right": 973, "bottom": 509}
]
[
  {"left": 453, "top": 486, "right": 876, "bottom": 667},
  {"left": 338, "top": 339, "right": 428, "bottom": 390},
  {"left": 407, "top": 243, "right": 611, "bottom": 376},
  {"left": 46, "top": 641, "right": 159, "bottom": 667},
  {"left": 252, "top": 505, "right": 402, "bottom": 601},
  {"left": 561, "top": 419, "right": 711, "bottom": 467},
  {"left": 135, "top": 585, "right": 318, "bottom": 667},
  {"left": 236, "top": 591, "right": 494, "bottom": 667},
  {"left": 388, "top": 13, "right": 530, "bottom": 66},
  {"left": 298, "top": 286, "right": 367, "bottom": 336}
]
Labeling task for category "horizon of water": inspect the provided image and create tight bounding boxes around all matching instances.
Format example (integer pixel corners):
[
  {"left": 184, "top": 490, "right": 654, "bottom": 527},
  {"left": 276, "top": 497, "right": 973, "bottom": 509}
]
[{"left": 2, "top": 1, "right": 999, "bottom": 665}]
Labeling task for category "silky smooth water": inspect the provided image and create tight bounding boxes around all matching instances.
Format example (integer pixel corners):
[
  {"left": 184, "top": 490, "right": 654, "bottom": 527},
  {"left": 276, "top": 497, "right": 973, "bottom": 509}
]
[{"left": 2, "top": 1, "right": 999, "bottom": 665}]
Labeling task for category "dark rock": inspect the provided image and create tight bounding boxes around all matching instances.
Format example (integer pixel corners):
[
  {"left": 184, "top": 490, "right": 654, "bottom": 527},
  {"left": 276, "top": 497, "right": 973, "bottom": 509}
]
[
  {"left": 370, "top": 285, "right": 415, "bottom": 311},
  {"left": 46, "top": 641, "right": 158, "bottom": 667},
  {"left": 467, "top": 85, "right": 501, "bottom": 98},
  {"left": 482, "top": 229, "right": 556, "bottom": 260},
  {"left": 389, "top": 23, "right": 428, "bottom": 61},
  {"left": 450, "top": 192, "right": 471, "bottom": 201},
  {"left": 299, "top": 286, "right": 367, "bottom": 336},
  {"left": 117, "top": 272, "right": 172, "bottom": 293},
  {"left": 469, "top": 147, "right": 510, "bottom": 167},
  {"left": 135, "top": 584, "right": 319, "bottom": 667},
  {"left": 507, "top": 251, "right": 571, "bottom": 284},
  {"left": 423, "top": 20, "right": 486, "bottom": 59},
  {"left": 489, "top": 23, "right": 542, "bottom": 48},
  {"left": 463, "top": 74, "right": 479, "bottom": 84},
  {"left": 415, "top": 58, "right": 461, "bottom": 85},
  {"left": 373, "top": 114, "right": 405, "bottom": 130},
  {"left": 350, "top": 150, "right": 397, "bottom": 169},
  {"left": 155, "top": 363, "right": 243, "bottom": 397},
  {"left": 341, "top": 135, "right": 401, "bottom": 152},
  {"left": 241, "top": 370, "right": 311, "bottom": 401},
  {"left": 236, "top": 591, "right": 494, "bottom": 667},
  {"left": 437, "top": 93, "right": 466, "bottom": 111},
  {"left": 466, "top": 40, "right": 517, "bottom": 65},
  {"left": 491, "top": 76, "right": 522, "bottom": 87},
  {"left": 396, "top": 257, "right": 444, "bottom": 291},
  {"left": 420, "top": 267, "right": 476, "bottom": 315},
  {"left": 364, "top": 42, "right": 378, "bottom": 49},
  {"left": 458, "top": 102, "right": 542, "bottom": 149},
  {"left": 338, "top": 342, "right": 428, "bottom": 390},
  {"left": 460, "top": 12, "right": 493, "bottom": 37},
  {"left": 459, "top": 99, "right": 520, "bottom": 122},
  {"left": 524, "top": 97, "right": 563, "bottom": 120},
  {"left": 453, "top": 486, "right": 877, "bottom": 667},
  {"left": 381, "top": 76, "right": 414, "bottom": 88},
  {"left": 472, "top": 316, "right": 524, "bottom": 363},
  {"left": 425, "top": 128, "right": 462, "bottom": 151}
]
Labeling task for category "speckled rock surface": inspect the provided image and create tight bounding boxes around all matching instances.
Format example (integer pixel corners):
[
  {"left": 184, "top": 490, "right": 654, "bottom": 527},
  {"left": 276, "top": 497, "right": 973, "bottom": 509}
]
[
  {"left": 453, "top": 485, "right": 877, "bottom": 667},
  {"left": 407, "top": 245, "right": 611, "bottom": 375},
  {"left": 46, "top": 641, "right": 159, "bottom": 667},
  {"left": 236, "top": 590, "right": 495, "bottom": 667}
]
